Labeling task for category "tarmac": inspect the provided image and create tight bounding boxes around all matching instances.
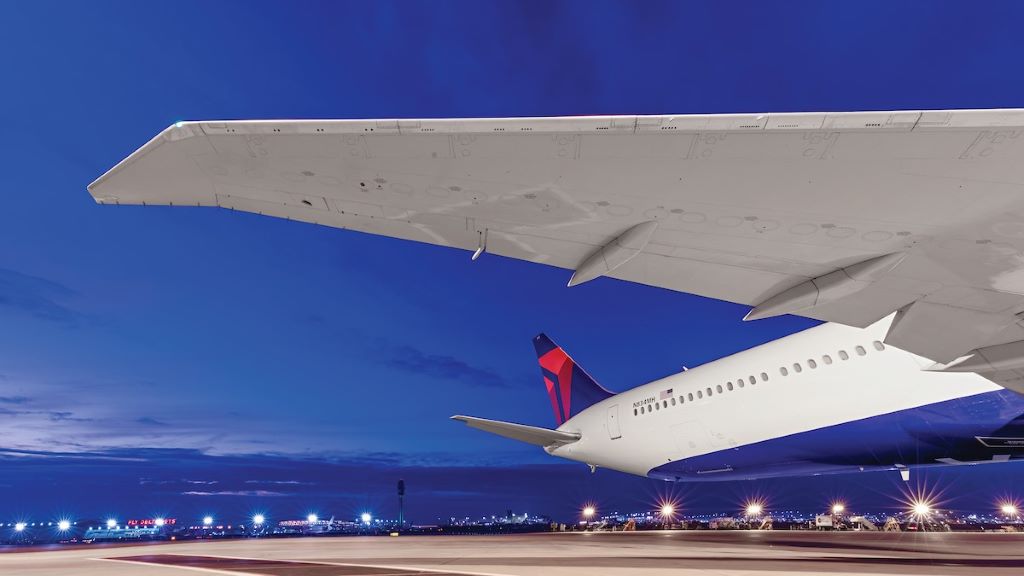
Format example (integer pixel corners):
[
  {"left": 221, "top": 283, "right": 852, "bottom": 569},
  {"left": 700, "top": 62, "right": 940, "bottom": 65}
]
[{"left": 3, "top": 531, "right": 1024, "bottom": 575}]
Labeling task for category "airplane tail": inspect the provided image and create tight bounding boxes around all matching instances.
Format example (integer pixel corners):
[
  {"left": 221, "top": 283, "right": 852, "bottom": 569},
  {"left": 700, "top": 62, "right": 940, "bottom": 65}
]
[{"left": 534, "top": 334, "right": 615, "bottom": 426}]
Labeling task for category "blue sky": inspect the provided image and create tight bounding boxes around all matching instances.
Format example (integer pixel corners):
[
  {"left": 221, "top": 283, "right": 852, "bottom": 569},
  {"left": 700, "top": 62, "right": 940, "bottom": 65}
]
[{"left": 2, "top": 0, "right": 1024, "bottom": 524}]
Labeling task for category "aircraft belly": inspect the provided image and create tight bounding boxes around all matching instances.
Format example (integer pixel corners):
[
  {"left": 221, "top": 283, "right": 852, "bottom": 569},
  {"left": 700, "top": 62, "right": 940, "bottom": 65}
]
[{"left": 649, "top": 389, "right": 1024, "bottom": 481}]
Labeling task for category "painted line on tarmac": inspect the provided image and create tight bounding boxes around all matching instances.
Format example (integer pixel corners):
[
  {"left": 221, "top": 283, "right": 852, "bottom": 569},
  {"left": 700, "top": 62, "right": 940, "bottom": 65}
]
[
  {"left": 95, "top": 552, "right": 509, "bottom": 576},
  {"left": 193, "top": 552, "right": 512, "bottom": 576},
  {"left": 91, "top": 556, "right": 244, "bottom": 576}
]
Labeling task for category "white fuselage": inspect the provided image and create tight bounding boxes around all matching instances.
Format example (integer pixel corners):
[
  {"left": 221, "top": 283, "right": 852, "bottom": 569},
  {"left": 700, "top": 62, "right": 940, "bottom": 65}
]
[{"left": 549, "top": 317, "right": 1002, "bottom": 479}]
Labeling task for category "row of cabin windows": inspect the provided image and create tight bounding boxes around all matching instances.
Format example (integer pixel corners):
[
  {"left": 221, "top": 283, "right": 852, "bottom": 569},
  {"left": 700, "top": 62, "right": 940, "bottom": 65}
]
[
  {"left": 778, "top": 341, "right": 884, "bottom": 377},
  {"left": 633, "top": 341, "right": 885, "bottom": 417},
  {"left": 634, "top": 371, "right": 768, "bottom": 415}
]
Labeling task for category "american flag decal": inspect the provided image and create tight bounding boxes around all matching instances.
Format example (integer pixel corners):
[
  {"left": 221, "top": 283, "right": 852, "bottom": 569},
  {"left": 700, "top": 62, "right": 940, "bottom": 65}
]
[{"left": 659, "top": 388, "right": 674, "bottom": 400}]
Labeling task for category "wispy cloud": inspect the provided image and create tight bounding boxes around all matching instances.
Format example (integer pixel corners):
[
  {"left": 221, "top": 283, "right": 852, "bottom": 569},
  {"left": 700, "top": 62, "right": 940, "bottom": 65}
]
[
  {"left": 136, "top": 417, "right": 169, "bottom": 426},
  {"left": 384, "top": 344, "right": 508, "bottom": 388},
  {"left": 0, "top": 267, "right": 82, "bottom": 326},
  {"left": 49, "top": 410, "right": 95, "bottom": 422},
  {"left": 0, "top": 396, "right": 30, "bottom": 405},
  {"left": 183, "top": 490, "right": 291, "bottom": 497}
]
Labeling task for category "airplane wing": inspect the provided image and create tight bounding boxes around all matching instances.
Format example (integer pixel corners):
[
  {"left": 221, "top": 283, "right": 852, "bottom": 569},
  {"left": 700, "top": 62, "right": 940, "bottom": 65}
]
[
  {"left": 89, "top": 110, "right": 1024, "bottom": 381},
  {"left": 450, "top": 415, "right": 580, "bottom": 447}
]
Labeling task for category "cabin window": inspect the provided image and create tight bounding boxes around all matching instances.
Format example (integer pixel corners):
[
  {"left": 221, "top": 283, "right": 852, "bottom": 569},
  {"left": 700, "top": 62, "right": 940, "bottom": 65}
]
[
  {"left": 706, "top": 387, "right": 713, "bottom": 397},
  {"left": 639, "top": 406, "right": 645, "bottom": 414},
  {"left": 679, "top": 396, "right": 685, "bottom": 405},
  {"left": 780, "top": 366, "right": 789, "bottom": 376},
  {"left": 688, "top": 393, "right": 694, "bottom": 401},
  {"left": 808, "top": 359, "right": 817, "bottom": 369},
  {"left": 671, "top": 397, "right": 676, "bottom": 406},
  {"left": 716, "top": 384, "right": 723, "bottom": 393},
  {"left": 739, "top": 379, "right": 745, "bottom": 388},
  {"left": 839, "top": 350, "right": 849, "bottom": 360},
  {"left": 663, "top": 400, "right": 668, "bottom": 408},
  {"left": 793, "top": 363, "right": 803, "bottom": 373},
  {"left": 823, "top": 354, "right": 832, "bottom": 365},
  {"left": 873, "top": 340, "right": 885, "bottom": 351},
  {"left": 726, "top": 382, "right": 734, "bottom": 391},
  {"left": 760, "top": 372, "right": 768, "bottom": 382},
  {"left": 697, "top": 390, "right": 703, "bottom": 399},
  {"left": 634, "top": 408, "right": 638, "bottom": 416},
  {"left": 655, "top": 402, "right": 660, "bottom": 411},
  {"left": 855, "top": 345, "right": 866, "bottom": 356}
]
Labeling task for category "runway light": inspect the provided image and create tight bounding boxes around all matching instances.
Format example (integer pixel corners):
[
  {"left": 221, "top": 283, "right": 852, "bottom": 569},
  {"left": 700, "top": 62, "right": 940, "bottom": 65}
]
[
  {"left": 307, "top": 514, "right": 318, "bottom": 524},
  {"left": 106, "top": 519, "right": 117, "bottom": 529},
  {"left": 745, "top": 502, "right": 764, "bottom": 517},
  {"left": 1001, "top": 503, "right": 1018, "bottom": 517},
  {"left": 660, "top": 504, "right": 675, "bottom": 518},
  {"left": 831, "top": 503, "right": 845, "bottom": 515},
  {"left": 252, "top": 514, "right": 265, "bottom": 525},
  {"left": 154, "top": 518, "right": 166, "bottom": 527},
  {"left": 14, "top": 522, "right": 26, "bottom": 532},
  {"left": 361, "top": 513, "right": 372, "bottom": 524},
  {"left": 57, "top": 520, "right": 71, "bottom": 531},
  {"left": 582, "top": 506, "right": 596, "bottom": 519},
  {"left": 203, "top": 516, "right": 213, "bottom": 526}
]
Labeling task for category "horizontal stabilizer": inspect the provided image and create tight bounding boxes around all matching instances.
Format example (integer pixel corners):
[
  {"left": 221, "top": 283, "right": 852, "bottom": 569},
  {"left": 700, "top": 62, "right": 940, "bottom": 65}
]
[{"left": 450, "top": 415, "right": 580, "bottom": 447}]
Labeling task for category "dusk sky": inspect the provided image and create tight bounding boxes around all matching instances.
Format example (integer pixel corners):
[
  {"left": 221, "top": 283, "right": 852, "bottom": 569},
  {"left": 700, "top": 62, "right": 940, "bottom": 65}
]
[{"left": 3, "top": 0, "right": 1024, "bottom": 525}]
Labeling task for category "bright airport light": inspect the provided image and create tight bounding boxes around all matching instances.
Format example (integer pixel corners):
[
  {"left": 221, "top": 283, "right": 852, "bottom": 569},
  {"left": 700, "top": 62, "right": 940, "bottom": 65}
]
[
  {"left": 14, "top": 522, "right": 26, "bottom": 532},
  {"left": 154, "top": 517, "right": 165, "bottom": 527},
  {"left": 582, "top": 506, "right": 596, "bottom": 519},
  {"left": 1001, "top": 503, "right": 1019, "bottom": 517},
  {"left": 105, "top": 519, "right": 116, "bottom": 529},
  {"left": 831, "top": 503, "right": 845, "bottom": 515},
  {"left": 745, "top": 502, "right": 763, "bottom": 517},
  {"left": 57, "top": 520, "right": 71, "bottom": 531},
  {"left": 307, "top": 514, "right": 318, "bottom": 524},
  {"left": 252, "top": 514, "right": 265, "bottom": 525},
  {"left": 360, "top": 512, "right": 372, "bottom": 524},
  {"left": 202, "top": 516, "right": 213, "bottom": 526},
  {"left": 912, "top": 501, "right": 931, "bottom": 516},
  {"left": 660, "top": 504, "right": 675, "bottom": 518}
]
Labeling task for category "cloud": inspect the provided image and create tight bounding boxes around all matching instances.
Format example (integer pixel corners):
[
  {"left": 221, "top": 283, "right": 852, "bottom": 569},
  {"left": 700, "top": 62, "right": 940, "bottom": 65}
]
[
  {"left": 0, "top": 447, "right": 147, "bottom": 462},
  {"left": 0, "top": 396, "right": 30, "bottom": 405},
  {"left": 48, "top": 410, "right": 93, "bottom": 423},
  {"left": 183, "top": 490, "right": 291, "bottom": 497},
  {"left": 384, "top": 344, "right": 508, "bottom": 388},
  {"left": 136, "top": 417, "right": 169, "bottom": 426},
  {"left": 0, "top": 268, "right": 82, "bottom": 326},
  {"left": 245, "top": 479, "right": 314, "bottom": 486}
]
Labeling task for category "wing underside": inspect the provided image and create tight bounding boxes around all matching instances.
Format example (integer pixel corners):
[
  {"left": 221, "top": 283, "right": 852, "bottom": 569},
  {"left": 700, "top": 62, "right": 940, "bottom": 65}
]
[{"left": 90, "top": 110, "right": 1024, "bottom": 383}]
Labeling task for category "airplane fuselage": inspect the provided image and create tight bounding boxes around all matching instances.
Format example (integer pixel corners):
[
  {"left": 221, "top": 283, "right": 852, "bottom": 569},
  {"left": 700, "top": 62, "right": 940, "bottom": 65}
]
[{"left": 550, "top": 318, "right": 1024, "bottom": 480}]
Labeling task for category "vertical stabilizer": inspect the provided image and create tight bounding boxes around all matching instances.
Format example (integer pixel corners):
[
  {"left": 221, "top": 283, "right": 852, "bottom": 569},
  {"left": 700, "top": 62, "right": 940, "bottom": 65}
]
[{"left": 533, "top": 334, "right": 615, "bottom": 425}]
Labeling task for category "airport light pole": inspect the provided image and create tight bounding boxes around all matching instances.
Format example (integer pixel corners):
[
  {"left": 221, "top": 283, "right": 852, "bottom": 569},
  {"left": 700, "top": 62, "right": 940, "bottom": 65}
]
[{"left": 398, "top": 480, "right": 405, "bottom": 527}]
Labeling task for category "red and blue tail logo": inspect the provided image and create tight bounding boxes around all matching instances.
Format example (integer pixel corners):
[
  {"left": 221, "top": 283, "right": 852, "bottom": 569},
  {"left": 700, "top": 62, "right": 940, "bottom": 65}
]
[{"left": 534, "top": 334, "right": 615, "bottom": 426}]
